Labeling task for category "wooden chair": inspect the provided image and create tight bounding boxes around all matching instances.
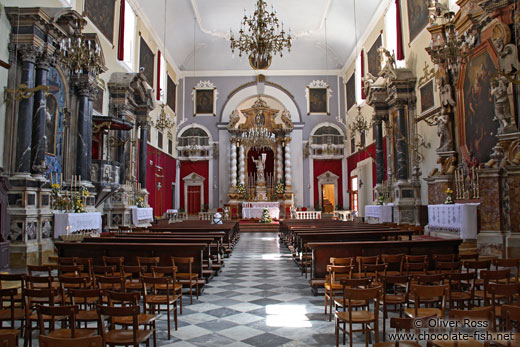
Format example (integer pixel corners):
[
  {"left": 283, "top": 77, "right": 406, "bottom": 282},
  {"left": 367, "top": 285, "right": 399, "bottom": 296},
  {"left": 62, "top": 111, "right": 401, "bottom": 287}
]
[
  {"left": 413, "top": 274, "right": 445, "bottom": 285},
  {"left": 152, "top": 265, "right": 183, "bottom": 314},
  {"left": 463, "top": 259, "right": 492, "bottom": 289},
  {"left": 105, "top": 291, "right": 157, "bottom": 347},
  {"left": 435, "top": 261, "right": 462, "bottom": 274},
  {"left": 95, "top": 275, "right": 126, "bottom": 292},
  {"left": 58, "top": 257, "right": 79, "bottom": 265},
  {"left": 37, "top": 305, "right": 96, "bottom": 339},
  {"left": 494, "top": 258, "right": 520, "bottom": 283},
  {"left": 0, "top": 288, "right": 23, "bottom": 345},
  {"left": 330, "top": 257, "right": 355, "bottom": 266},
  {"left": 362, "top": 264, "right": 387, "bottom": 287},
  {"left": 102, "top": 257, "right": 125, "bottom": 277},
  {"left": 171, "top": 257, "right": 199, "bottom": 304},
  {"left": 27, "top": 265, "right": 59, "bottom": 289},
  {"left": 433, "top": 254, "right": 457, "bottom": 263},
  {"left": 335, "top": 285, "right": 381, "bottom": 347},
  {"left": 474, "top": 269, "right": 510, "bottom": 307},
  {"left": 495, "top": 305, "right": 520, "bottom": 347},
  {"left": 375, "top": 316, "right": 434, "bottom": 347},
  {"left": 404, "top": 284, "right": 449, "bottom": 319},
  {"left": 356, "top": 256, "right": 380, "bottom": 279},
  {"left": 404, "top": 255, "right": 428, "bottom": 277},
  {"left": 97, "top": 305, "right": 153, "bottom": 347},
  {"left": 137, "top": 257, "right": 160, "bottom": 277},
  {"left": 23, "top": 288, "right": 63, "bottom": 347},
  {"left": 333, "top": 278, "right": 371, "bottom": 321},
  {"left": 488, "top": 282, "right": 520, "bottom": 331},
  {"left": 431, "top": 307, "right": 494, "bottom": 347},
  {"left": 141, "top": 275, "right": 178, "bottom": 340},
  {"left": 0, "top": 331, "right": 19, "bottom": 347},
  {"left": 325, "top": 265, "right": 354, "bottom": 321},
  {"left": 39, "top": 335, "right": 103, "bottom": 347},
  {"left": 446, "top": 272, "right": 476, "bottom": 309},
  {"left": 75, "top": 258, "right": 94, "bottom": 282},
  {"left": 59, "top": 276, "right": 90, "bottom": 304},
  {"left": 381, "top": 254, "right": 404, "bottom": 276},
  {"left": 381, "top": 275, "right": 409, "bottom": 340},
  {"left": 69, "top": 288, "right": 104, "bottom": 328},
  {"left": 0, "top": 273, "right": 25, "bottom": 304},
  {"left": 122, "top": 265, "right": 146, "bottom": 292}
]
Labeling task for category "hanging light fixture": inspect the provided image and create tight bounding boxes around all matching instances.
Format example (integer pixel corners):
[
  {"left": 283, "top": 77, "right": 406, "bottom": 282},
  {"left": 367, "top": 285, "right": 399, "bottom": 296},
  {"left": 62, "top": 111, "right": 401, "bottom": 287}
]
[
  {"left": 58, "top": 17, "right": 103, "bottom": 76},
  {"left": 229, "top": 0, "right": 292, "bottom": 70}
]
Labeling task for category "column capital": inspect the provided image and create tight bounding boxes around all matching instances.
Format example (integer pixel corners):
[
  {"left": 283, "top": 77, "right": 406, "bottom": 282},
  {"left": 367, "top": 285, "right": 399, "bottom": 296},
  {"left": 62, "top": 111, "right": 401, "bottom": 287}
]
[
  {"left": 36, "top": 52, "right": 55, "bottom": 70},
  {"left": 72, "top": 74, "right": 97, "bottom": 97},
  {"left": 136, "top": 119, "right": 151, "bottom": 129},
  {"left": 18, "top": 44, "right": 40, "bottom": 63}
]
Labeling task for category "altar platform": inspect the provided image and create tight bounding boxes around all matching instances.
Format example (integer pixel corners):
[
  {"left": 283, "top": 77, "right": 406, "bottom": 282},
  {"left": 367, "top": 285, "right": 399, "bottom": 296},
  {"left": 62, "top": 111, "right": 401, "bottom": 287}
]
[{"left": 238, "top": 220, "right": 280, "bottom": 233}]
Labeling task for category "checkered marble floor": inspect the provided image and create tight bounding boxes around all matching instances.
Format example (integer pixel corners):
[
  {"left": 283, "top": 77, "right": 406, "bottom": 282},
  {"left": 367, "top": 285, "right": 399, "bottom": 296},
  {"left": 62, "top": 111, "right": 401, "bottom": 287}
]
[{"left": 158, "top": 232, "right": 340, "bottom": 347}]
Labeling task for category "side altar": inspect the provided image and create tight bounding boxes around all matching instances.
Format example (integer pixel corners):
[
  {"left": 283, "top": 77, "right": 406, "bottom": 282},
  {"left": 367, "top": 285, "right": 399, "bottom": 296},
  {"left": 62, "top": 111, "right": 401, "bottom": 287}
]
[{"left": 226, "top": 98, "right": 294, "bottom": 219}]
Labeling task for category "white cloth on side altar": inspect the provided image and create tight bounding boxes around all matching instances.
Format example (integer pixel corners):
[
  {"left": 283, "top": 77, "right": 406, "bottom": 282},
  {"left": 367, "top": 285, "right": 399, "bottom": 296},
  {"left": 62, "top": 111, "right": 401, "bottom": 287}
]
[
  {"left": 427, "top": 203, "right": 479, "bottom": 239},
  {"left": 54, "top": 212, "right": 102, "bottom": 237},
  {"left": 364, "top": 205, "right": 392, "bottom": 222},
  {"left": 131, "top": 207, "right": 154, "bottom": 225}
]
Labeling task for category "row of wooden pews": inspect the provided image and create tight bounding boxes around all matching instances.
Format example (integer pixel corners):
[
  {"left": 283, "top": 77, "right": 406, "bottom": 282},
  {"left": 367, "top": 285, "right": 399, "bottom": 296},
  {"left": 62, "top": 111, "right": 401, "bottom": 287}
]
[
  {"left": 279, "top": 219, "right": 462, "bottom": 295},
  {"left": 55, "top": 220, "right": 240, "bottom": 294}
]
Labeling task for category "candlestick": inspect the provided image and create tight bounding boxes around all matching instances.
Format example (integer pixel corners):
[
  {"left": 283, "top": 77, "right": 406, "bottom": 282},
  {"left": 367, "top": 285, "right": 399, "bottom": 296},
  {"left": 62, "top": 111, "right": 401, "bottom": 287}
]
[{"left": 60, "top": 172, "right": 63, "bottom": 186}]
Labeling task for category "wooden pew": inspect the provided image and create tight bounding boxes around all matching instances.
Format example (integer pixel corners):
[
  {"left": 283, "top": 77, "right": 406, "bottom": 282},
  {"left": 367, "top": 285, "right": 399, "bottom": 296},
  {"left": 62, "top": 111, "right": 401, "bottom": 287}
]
[{"left": 306, "top": 238, "right": 462, "bottom": 295}]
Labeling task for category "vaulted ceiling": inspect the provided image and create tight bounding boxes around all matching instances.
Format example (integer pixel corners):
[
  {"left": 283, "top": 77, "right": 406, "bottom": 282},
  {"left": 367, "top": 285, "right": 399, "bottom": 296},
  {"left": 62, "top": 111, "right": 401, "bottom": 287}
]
[{"left": 135, "top": 0, "right": 384, "bottom": 73}]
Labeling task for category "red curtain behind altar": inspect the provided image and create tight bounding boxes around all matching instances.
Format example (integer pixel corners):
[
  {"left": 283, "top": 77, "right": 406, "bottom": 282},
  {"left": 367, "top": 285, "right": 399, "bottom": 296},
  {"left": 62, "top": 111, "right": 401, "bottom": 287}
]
[{"left": 247, "top": 148, "right": 275, "bottom": 182}]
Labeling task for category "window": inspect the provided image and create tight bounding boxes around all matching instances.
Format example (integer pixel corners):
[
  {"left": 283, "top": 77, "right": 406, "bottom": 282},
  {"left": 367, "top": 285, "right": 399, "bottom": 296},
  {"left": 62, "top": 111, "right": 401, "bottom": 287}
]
[
  {"left": 384, "top": 0, "right": 405, "bottom": 68},
  {"left": 123, "top": 1, "right": 136, "bottom": 69},
  {"left": 157, "top": 131, "right": 163, "bottom": 149},
  {"left": 168, "top": 139, "right": 173, "bottom": 155},
  {"left": 350, "top": 177, "right": 359, "bottom": 212},
  {"left": 360, "top": 130, "right": 366, "bottom": 148},
  {"left": 351, "top": 137, "right": 356, "bottom": 154}
]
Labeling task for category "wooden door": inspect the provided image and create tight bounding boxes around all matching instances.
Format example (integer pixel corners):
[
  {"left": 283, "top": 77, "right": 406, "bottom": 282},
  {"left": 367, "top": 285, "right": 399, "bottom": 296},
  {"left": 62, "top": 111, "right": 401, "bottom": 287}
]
[{"left": 187, "top": 186, "right": 201, "bottom": 215}]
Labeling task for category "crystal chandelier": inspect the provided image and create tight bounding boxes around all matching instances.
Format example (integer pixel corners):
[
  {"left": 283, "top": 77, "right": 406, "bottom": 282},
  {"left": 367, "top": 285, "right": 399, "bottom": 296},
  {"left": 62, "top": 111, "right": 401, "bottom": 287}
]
[
  {"left": 229, "top": 0, "right": 292, "bottom": 70},
  {"left": 240, "top": 125, "right": 276, "bottom": 149},
  {"left": 58, "top": 17, "right": 103, "bottom": 76},
  {"left": 349, "top": 106, "right": 369, "bottom": 143},
  {"left": 153, "top": 104, "right": 175, "bottom": 132}
]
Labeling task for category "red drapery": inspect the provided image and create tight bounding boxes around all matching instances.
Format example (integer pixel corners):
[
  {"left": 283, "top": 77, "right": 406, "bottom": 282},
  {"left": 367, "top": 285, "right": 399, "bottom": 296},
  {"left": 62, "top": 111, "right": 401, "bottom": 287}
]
[
  {"left": 156, "top": 50, "right": 161, "bottom": 100},
  {"left": 395, "top": 0, "right": 405, "bottom": 61},
  {"left": 117, "top": 0, "right": 125, "bottom": 61},
  {"left": 360, "top": 49, "right": 365, "bottom": 100}
]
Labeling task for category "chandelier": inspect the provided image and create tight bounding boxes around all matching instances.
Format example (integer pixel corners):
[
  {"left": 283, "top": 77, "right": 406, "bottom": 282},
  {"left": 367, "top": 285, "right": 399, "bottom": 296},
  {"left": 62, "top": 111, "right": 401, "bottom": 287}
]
[
  {"left": 58, "top": 17, "right": 104, "bottom": 76},
  {"left": 349, "top": 106, "right": 369, "bottom": 143},
  {"left": 240, "top": 126, "right": 276, "bottom": 149},
  {"left": 229, "top": 0, "right": 292, "bottom": 70},
  {"left": 425, "top": 9, "right": 471, "bottom": 76},
  {"left": 153, "top": 104, "right": 175, "bottom": 132}
]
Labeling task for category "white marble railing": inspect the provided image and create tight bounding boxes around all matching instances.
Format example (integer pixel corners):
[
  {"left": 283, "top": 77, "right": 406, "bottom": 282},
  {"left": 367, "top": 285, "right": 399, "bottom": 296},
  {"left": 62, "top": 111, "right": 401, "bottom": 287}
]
[
  {"left": 198, "top": 212, "right": 213, "bottom": 221},
  {"left": 166, "top": 210, "right": 187, "bottom": 223},
  {"left": 334, "top": 210, "right": 352, "bottom": 221},
  {"left": 295, "top": 211, "right": 322, "bottom": 219}
]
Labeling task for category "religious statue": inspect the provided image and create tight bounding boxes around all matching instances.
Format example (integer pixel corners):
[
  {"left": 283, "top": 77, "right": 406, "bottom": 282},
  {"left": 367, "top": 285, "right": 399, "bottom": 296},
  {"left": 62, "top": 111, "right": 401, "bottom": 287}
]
[
  {"left": 437, "top": 108, "right": 453, "bottom": 152},
  {"left": 378, "top": 47, "right": 397, "bottom": 80},
  {"left": 491, "top": 76, "right": 515, "bottom": 134},
  {"left": 362, "top": 72, "right": 376, "bottom": 99},
  {"left": 252, "top": 155, "right": 265, "bottom": 182},
  {"left": 227, "top": 109, "right": 240, "bottom": 130}
]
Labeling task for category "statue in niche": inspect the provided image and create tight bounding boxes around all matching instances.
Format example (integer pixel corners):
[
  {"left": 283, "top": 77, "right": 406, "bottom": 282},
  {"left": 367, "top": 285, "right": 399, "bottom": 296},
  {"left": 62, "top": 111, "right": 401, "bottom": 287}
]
[
  {"left": 227, "top": 109, "right": 240, "bottom": 129},
  {"left": 491, "top": 76, "right": 516, "bottom": 134},
  {"left": 280, "top": 110, "right": 293, "bottom": 129},
  {"left": 252, "top": 156, "right": 265, "bottom": 182},
  {"left": 437, "top": 108, "right": 453, "bottom": 152}
]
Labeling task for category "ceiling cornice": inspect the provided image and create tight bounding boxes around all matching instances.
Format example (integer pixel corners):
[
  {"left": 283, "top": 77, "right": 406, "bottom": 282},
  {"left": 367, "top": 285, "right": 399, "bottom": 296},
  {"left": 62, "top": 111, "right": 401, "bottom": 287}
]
[{"left": 179, "top": 69, "right": 342, "bottom": 78}]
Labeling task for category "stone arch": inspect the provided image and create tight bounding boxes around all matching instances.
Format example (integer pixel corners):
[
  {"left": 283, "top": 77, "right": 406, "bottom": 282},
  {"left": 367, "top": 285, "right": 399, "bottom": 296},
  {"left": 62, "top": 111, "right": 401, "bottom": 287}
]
[{"left": 309, "top": 122, "right": 345, "bottom": 137}]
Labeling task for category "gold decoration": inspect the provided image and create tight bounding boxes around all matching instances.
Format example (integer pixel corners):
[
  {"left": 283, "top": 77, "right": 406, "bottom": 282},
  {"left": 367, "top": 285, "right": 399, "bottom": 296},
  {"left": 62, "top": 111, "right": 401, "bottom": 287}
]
[
  {"left": 4, "top": 84, "right": 49, "bottom": 102},
  {"left": 418, "top": 61, "right": 435, "bottom": 86},
  {"left": 153, "top": 103, "right": 175, "bottom": 132}
]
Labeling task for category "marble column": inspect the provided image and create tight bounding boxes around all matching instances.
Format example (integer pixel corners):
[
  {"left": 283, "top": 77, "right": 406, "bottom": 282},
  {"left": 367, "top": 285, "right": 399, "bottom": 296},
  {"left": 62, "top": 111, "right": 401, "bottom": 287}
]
[
  {"left": 230, "top": 141, "right": 237, "bottom": 187},
  {"left": 374, "top": 116, "right": 385, "bottom": 184},
  {"left": 277, "top": 142, "right": 283, "bottom": 183},
  {"left": 138, "top": 121, "right": 149, "bottom": 189},
  {"left": 396, "top": 106, "right": 409, "bottom": 180},
  {"left": 75, "top": 83, "right": 92, "bottom": 181},
  {"left": 284, "top": 139, "right": 292, "bottom": 186},
  {"left": 239, "top": 144, "right": 245, "bottom": 185},
  {"left": 31, "top": 56, "right": 50, "bottom": 175},
  {"left": 15, "top": 47, "right": 37, "bottom": 174},
  {"left": 117, "top": 130, "right": 127, "bottom": 184}
]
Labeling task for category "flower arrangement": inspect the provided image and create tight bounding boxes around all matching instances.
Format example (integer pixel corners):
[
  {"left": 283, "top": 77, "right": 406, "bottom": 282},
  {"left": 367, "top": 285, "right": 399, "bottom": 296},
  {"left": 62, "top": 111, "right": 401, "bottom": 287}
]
[
  {"left": 376, "top": 195, "right": 385, "bottom": 206},
  {"left": 135, "top": 196, "right": 145, "bottom": 208},
  {"left": 51, "top": 183, "right": 67, "bottom": 211},
  {"left": 259, "top": 208, "right": 272, "bottom": 223},
  {"left": 444, "top": 187, "right": 455, "bottom": 204},
  {"left": 236, "top": 182, "right": 246, "bottom": 195},
  {"left": 275, "top": 181, "right": 285, "bottom": 195}
]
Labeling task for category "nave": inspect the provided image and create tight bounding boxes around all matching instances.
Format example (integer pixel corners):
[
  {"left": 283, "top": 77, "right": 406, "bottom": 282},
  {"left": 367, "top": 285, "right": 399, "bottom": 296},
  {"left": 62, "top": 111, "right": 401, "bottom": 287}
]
[{"left": 157, "top": 232, "right": 337, "bottom": 347}]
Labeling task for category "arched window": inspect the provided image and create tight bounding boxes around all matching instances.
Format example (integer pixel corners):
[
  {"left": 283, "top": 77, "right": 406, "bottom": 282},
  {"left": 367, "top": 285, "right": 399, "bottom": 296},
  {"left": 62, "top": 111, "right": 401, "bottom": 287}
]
[
  {"left": 311, "top": 126, "right": 343, "bottom": 145},
  {"left": 177, "top": 126, "right": 211, "bottom": 158},
  {"left": 310, "top": 125, "right": 345, "bottom": 157}
]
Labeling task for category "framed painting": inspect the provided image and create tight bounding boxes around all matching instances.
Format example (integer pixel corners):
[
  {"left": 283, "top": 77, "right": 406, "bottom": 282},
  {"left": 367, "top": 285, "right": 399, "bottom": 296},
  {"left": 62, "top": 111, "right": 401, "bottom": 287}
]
[
  {"left": 306, "top": 80, "right": 331, "bottom": 115},
  {"left": 193, "top": 81, "right": 218, "bottom": 116},
  {"left": 367, "top": 35, "right": 382, "bottom": 77},
  {"left": 45, "top": 94, "right": 58, "bottom": 155},
  {"left": 406, "top": 0, "right": 429, "bottom": 42},
  {"left": 419, "top": 80, "right": 435, "bottom": 113},
  {"left": 139, "top": 37, "right": 155, "bottom": 87},
  {"left": 167, "top": 75, "right": 176, "bottom": 113},
  {"left": 346, "top": 73, "right": 356, "bottom": 112},
  {"left": 84, "top": 0, "right": 115, "bottom": 43},
  {"left": 457, "top": 41, "right": 499, "bottom": 164}
]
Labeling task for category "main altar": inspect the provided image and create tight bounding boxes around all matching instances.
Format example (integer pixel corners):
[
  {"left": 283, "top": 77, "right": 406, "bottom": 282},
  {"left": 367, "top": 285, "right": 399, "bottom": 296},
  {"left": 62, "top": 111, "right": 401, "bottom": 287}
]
[{"left": 226, "top": 98, "right": 294, "bottom": 219}]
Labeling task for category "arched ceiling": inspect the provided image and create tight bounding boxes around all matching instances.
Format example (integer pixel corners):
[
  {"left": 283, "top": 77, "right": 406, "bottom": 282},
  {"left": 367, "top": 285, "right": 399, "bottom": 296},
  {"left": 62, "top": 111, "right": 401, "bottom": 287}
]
[{"left": 134, "top": 0, "right": 385, "bottom": 73}]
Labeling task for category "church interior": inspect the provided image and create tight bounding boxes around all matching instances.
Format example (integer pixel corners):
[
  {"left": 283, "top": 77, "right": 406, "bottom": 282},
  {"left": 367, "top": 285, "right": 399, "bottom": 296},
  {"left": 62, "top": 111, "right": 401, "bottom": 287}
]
[{"left": 0, "top": 0, "right": 519, "bottom": 346}]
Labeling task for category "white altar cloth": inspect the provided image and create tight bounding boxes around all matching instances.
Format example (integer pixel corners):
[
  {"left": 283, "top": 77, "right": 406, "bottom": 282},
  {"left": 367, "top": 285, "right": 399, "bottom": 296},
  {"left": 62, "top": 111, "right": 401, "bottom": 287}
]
[
  {"left": 242, "top": 207, "right": 280, "bottom": 219},
  {"left": 364, "top": 205, "right": 393, "bottom": 223},
  {"left": 242, "top": 202, "right": 280, "bottom": 209},
  {"left": 131, "top": 207, "right": 154, "bottom": 225},
  {"left": 54, "top": 212, "right": 102, "bottom": 238},
  {"left": 428, "top": 203, "right": 479, "bottom": 239}
]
